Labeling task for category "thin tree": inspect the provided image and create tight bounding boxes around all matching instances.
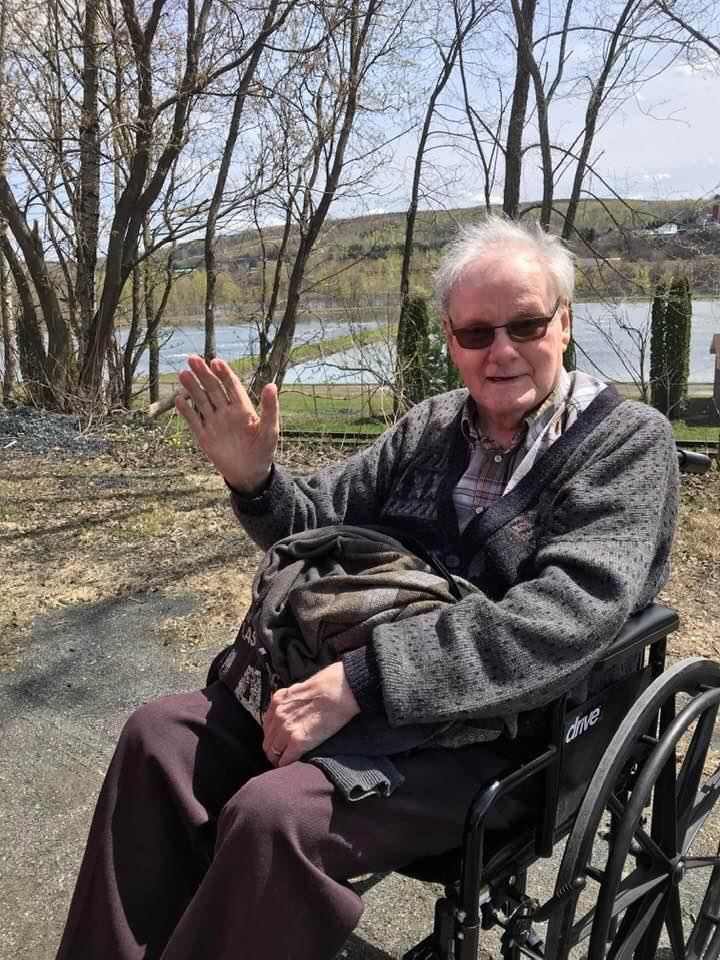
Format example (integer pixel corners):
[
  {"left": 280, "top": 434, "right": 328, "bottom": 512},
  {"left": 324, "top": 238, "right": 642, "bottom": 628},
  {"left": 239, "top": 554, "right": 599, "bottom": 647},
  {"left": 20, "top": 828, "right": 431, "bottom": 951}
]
[
  {"left": 202, "top": 0, "right": 299, "bottom": 362},
  {"left": 250, "top": 0, "right": 401, "bottom": 397},
  {"left": 503, "top": 0, "right": 536, "bottom": 220},
  {"left": 397, "top": 295, "right": 431, "bottom": 407},
  {"left": 0, "top": 0, "right": 14, "bottom": 405},
  {"left": 395, "top": 0, "right": 491, "bottom": 406}
]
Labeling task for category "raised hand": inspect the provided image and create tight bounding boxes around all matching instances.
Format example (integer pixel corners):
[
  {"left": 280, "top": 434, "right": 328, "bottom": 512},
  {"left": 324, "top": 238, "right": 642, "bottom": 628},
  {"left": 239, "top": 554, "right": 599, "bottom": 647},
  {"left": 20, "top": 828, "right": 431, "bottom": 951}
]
[{"left": 175, "top": 355, "right": 279, "bottom": 494}]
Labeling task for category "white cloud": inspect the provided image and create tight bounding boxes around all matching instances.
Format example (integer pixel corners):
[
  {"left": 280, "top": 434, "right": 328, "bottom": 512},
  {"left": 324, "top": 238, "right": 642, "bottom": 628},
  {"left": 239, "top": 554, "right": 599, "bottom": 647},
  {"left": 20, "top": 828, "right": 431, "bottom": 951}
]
[
  {"left": 639, "top": 172, "right": 672, "bottom": 182},
  {"left": 673, "top": 59, "right": 719, "bottom": 78}
]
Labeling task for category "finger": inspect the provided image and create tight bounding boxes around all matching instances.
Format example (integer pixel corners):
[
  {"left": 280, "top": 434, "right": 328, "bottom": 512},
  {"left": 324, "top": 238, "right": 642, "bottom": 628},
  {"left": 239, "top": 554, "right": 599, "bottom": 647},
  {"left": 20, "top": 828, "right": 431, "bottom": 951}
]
[
  {"left": 187, "top": 354, "right": 230, "bottom": 408},
  {"left": 262, "top": 704, "right": 284, "bottom": 753},
  {"left": 211, "top": 359, "right": 255, "bottom": 412},
  {"left": 178, "top": 369, "right": 214, "bottom": 416},
  {"left": 262, "top": 699, "right": 277, "bottom": 736},
  {"left": 277, "top": 740, "right": 302, "bottom": 767},
  {"left": 264, "top": 743, "right": 283, "bottom": 767},
  {"left": 175, "top": 394, "right": 204, "bottom": 435},
  {"left": 258, "top": 383, "right": 280, "bottom": 448},
  {"left": 263, "top": 726, "right": 286, "bottom": 766}
]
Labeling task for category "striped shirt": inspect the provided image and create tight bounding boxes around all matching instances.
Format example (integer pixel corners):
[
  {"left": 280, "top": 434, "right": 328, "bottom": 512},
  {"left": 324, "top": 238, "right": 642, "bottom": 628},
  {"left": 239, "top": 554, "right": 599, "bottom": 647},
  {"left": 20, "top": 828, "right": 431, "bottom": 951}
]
[{"left": 453, "top": 370, "right": 607, "bottom": 531}]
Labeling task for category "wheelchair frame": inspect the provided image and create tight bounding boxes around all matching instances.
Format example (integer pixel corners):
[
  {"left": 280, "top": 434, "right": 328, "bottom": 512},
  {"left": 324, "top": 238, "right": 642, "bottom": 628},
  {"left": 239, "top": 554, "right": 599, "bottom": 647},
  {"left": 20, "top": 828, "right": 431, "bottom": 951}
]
[
  {"left": 395, "top": 449, "right": 720, "bottom": 960},
  {"left": 398, "top": 599, "right": 720, "bottom": 959}
]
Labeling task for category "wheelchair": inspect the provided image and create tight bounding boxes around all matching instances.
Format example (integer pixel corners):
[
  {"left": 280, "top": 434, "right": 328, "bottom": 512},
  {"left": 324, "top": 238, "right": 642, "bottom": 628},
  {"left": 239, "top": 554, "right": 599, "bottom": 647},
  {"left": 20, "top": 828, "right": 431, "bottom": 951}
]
[{"left": 395, "top": 449, "right": 719, "bottom": 960}]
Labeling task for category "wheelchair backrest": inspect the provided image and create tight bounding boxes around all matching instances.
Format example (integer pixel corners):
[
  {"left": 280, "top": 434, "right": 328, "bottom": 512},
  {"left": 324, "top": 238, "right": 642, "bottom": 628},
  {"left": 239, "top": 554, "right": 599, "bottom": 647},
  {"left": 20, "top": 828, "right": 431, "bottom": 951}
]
[{"left": 554, "top": 662, "right": 654, "bottom": 828}]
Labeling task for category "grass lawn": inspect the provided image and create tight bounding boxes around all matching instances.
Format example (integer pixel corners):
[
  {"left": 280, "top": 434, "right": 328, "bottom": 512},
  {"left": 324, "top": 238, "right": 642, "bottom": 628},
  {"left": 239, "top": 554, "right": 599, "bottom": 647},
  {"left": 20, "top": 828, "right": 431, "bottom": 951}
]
[{"left": 147, "top": 371, "right": 719, "bottom": 447}]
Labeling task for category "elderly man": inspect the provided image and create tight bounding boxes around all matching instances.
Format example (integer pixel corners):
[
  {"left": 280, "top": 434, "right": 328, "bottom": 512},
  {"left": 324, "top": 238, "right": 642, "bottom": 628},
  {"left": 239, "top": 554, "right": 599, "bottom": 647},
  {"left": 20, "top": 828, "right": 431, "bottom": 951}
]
[{"left": 57, "top": 218, "right": 677, "bottom": 960}]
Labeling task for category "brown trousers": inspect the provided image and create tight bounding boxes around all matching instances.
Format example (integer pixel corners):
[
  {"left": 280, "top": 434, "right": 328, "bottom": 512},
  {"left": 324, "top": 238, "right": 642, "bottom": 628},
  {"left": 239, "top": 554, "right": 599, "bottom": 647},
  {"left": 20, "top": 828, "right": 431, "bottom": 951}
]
[{"left": 57, "top": 682, "right": 522, "bottom": 960}]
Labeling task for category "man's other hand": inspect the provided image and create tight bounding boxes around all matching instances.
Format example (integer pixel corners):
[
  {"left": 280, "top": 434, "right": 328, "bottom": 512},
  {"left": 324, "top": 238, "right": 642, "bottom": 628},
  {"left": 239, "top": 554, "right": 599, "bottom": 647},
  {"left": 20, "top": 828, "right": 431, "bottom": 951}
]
[{"left": 262, "top": 663, "right": 361, "bottom": 767}]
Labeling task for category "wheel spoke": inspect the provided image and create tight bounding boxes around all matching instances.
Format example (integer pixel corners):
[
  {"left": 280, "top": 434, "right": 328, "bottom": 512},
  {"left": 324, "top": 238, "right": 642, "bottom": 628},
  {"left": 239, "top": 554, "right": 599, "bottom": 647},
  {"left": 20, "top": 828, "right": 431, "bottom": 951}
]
[
  {"left": 684, "top": 856, "right": 720, "bottom": 870},
  {"left": 677, "top": 705, "right": 719, "bottom": 841},
  {"left": 569, "top": 867, "right": 666, "bottom": 947},
  {"left": 653, "top": 752, "right": 680, "bottom": 857},
  {"left": 606, "top": 888, "right": 666, "bottom": 960},
  {"left": 683, "top": 768, "right": 720, "bottom": 854},
  {"left": 608, "top": 793, "right": 673, "bottom": 869},
  {"left": 665, "top": 887, "right": 687, "bottom": 960}
]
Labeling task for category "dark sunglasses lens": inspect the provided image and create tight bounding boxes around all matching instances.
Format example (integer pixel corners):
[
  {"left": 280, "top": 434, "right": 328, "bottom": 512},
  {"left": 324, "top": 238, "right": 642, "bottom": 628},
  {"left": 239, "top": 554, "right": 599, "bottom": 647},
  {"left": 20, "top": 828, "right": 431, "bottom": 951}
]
[
  {"left": 455, "top": 328, "right": 494, "bottom": 349},
  {"left": 507, "top": 319, "right": 549, "bottom": 341}
]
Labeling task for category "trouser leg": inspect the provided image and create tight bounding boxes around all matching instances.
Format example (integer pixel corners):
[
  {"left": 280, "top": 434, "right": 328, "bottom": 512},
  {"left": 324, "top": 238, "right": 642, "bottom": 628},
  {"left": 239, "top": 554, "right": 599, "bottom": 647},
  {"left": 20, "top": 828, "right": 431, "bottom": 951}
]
[
  {"left": 159, "top": 741, "right": 523, "bottom": 960},
  {"left": 56, "top": 683, "right": 269, "bottom": 960}
]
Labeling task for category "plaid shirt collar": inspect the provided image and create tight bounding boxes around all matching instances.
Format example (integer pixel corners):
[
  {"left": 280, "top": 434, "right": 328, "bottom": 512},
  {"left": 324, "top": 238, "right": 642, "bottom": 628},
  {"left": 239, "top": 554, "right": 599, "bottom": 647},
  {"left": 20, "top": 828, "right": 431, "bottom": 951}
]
[{"left": 460, "top": 368, "right": 572, "bottom": 453}]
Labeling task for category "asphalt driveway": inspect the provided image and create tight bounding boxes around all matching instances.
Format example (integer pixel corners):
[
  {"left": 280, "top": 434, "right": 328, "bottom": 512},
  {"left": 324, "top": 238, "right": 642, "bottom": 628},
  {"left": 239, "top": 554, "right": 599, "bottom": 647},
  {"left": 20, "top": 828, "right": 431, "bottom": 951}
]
[{"left": 0, "top": 590, "right": 503, "bottom": 960}]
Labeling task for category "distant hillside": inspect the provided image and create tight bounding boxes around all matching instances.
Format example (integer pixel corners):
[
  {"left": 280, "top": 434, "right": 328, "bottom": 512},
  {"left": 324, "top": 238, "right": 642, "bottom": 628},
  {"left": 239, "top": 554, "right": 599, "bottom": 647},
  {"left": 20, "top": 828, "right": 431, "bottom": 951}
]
[
  {"left": 162, "top": 198, "right": 719, "bottom": 320},
  {"left": 176, "top": 198, "right": 709, "bottom": 266}
]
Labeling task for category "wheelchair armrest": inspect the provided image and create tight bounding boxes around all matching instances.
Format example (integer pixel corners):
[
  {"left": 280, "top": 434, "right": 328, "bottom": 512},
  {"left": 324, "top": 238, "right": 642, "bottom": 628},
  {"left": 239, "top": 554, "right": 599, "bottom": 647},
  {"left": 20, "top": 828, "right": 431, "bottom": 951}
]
[
  {"left": 595, "top": 603, "right": 679, "bottom": 669},
  {"left": 677, "top": 448, "right": 712, "bottom": 474}
]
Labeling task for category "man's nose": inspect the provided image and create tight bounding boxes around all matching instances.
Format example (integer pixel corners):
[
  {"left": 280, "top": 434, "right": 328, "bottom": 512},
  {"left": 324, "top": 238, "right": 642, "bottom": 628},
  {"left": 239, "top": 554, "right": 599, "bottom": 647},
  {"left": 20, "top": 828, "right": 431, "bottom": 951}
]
[{"left": 486, "top": 326, "right": 520, "bottom": 361}]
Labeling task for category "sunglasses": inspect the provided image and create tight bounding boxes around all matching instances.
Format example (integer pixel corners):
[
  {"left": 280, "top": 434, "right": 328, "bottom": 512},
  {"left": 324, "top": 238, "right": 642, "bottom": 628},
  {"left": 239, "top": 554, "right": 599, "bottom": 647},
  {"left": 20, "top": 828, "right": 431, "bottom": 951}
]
[{"left": 449, "top": 298, "right": 562, "bottom": 350}]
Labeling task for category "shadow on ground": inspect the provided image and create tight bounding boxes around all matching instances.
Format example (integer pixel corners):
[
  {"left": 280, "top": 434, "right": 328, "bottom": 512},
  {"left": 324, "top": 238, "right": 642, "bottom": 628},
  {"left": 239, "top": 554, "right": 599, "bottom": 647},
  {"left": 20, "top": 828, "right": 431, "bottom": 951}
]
[{"left": 0, "top": 591, "right": 495, "bottom": 960}]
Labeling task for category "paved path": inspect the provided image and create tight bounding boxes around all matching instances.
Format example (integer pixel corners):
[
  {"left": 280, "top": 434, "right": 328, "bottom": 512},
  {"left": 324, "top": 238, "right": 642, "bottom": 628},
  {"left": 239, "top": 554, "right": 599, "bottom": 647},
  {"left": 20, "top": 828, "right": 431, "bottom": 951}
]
[
  {"left": 6, "top": 587, "right": 715, "bottom": 959},
  {"left": 0, "top": 591, "right": 506, "bottom": 960}
]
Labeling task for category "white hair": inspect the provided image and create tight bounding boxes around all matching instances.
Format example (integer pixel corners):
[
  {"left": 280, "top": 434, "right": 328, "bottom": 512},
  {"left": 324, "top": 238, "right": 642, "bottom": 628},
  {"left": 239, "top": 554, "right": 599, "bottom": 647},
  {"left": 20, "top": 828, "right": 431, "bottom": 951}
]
[{"left": 435, "top": 216, "right": 575, "bottom": 313}]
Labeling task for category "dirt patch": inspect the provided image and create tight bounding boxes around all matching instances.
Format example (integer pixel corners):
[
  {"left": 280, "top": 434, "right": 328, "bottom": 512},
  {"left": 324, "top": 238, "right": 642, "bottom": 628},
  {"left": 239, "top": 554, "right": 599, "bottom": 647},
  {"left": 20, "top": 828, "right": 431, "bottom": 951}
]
[
  {"left": 0, "top": 427, "right": 343, "bottom": 673},
  {"left": 661, "top": 471, "right": 720, "bottom": 663},
  {"left": 1, "top": 422, "right": 718, "bottom": 674}
]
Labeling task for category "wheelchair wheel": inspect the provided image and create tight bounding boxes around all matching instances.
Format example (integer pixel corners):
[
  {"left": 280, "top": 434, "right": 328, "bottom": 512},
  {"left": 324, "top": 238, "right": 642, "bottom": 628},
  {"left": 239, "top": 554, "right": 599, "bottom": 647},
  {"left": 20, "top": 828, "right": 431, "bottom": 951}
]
[{"left": 545, "top": 657, "right": 720, "bottom": 959}]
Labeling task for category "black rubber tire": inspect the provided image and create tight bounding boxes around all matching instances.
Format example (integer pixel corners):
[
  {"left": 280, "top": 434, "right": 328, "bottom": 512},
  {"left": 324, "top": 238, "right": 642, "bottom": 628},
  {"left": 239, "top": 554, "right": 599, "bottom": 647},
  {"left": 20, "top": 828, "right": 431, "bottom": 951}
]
[{"left": 544, "top": 657, "right": 720, "bottom": 959}]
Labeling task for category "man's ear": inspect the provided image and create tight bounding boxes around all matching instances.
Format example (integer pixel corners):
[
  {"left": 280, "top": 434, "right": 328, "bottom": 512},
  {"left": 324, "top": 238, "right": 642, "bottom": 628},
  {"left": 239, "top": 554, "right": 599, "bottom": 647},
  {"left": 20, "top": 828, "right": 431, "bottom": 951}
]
[{"left": 559, "top": 301, "right": 571, "bottom": 349}]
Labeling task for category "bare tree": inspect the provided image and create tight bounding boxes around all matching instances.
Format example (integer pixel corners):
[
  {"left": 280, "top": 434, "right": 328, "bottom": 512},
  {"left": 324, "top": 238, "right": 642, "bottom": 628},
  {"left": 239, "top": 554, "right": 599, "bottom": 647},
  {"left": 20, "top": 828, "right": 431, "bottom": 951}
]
[
  {"left": 395, "top": 0, "right": 493, "bottom": 406},
  {"left": 398, "top": 0, "right": 492, "bottom": 308},
  {"left": 250, "top": 0, "right": 406, "bottom": 397},
  {"left": 202, "top": 0, "right": 300, "bottom": 362},
  {"left": 0, "top": 0, "right": 14, "bottom": 405},
  {"left": 503, "top": 0, "right": 536, "bottom": 219}
]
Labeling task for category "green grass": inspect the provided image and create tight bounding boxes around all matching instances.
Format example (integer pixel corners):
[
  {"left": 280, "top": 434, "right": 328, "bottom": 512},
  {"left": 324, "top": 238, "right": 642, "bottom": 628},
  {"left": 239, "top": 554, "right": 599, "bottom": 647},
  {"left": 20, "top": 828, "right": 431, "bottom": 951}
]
[
  {"left": 672, "top": 423, "right": 720, "bottom": 443},
  {"left": 670, "top": 397, "right": 720, "bottom": 444},
  {"left": 148, "top": 361, "right": 719, "bottom": 447}
]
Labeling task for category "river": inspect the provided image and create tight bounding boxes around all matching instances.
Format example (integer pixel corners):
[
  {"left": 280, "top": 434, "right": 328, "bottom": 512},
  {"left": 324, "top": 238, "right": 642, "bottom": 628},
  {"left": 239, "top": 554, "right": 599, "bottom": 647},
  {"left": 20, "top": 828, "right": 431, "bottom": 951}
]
[{"left": 123, "top": 300, "right": 719, "bottom": 385}]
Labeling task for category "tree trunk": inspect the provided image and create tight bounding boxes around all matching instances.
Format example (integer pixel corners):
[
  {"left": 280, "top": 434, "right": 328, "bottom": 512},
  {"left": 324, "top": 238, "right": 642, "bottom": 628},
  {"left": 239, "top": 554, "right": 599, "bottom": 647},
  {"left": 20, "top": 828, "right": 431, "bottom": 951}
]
[
  {"left": 511, "top": 0, "right": 553, "bottom": 228},
  {"left": 204, "top": 0, "right": 284, "bottom": 362},
  {"left": 0, "top": 179, "right": 74, "bottom": 406},
  {"left": 76, "top": 0, "right": 101, "bottom": 357},
  {"left": 253, "top": 242, "right": 310, "bottom": 394},
  {"left": 561, "top": 0, "right": 638, "bottom": 240},
  {"left": 122, "top": 265, "right": 142, "bottom": 408},
  {"left": 0, "top": 233, "right": 49, "bottom": 405},
  {"left": 0, "top": 237, "right": 15, "bottom": 403},
  {"left": 144, "top": 257, "right": 159, "bottom": 404},
  {"left": 250, "top": 0, "right": 380, "bottom": 398},
  {"left": 81, "top": 0, "right": 215, "bottom": 395},
  {"left": 503, "top": 0, "right": 536, "bottom": 220}
]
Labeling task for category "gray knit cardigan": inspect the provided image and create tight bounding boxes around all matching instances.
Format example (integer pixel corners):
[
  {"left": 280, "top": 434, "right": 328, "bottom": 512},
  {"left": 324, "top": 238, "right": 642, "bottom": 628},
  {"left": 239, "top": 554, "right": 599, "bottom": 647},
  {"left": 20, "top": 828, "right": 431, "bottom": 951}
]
[{"left": 230, "top": 385, "right": 678, "bottom": 747}]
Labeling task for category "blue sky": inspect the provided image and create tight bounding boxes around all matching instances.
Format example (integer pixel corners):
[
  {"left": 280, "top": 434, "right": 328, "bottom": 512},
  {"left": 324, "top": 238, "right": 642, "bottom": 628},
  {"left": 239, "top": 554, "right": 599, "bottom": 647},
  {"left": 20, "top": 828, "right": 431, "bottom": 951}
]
[{"left": 358, "top": 52, "right": 720, "bottom": 218}]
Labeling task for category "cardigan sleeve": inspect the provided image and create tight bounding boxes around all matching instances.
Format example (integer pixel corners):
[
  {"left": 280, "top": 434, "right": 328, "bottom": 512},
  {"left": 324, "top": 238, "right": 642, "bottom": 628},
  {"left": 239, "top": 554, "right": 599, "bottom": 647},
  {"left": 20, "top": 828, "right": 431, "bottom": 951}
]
[
  {"left": 228, "top": 393, "right": 458, "bottom": 552},
  {"left": 346, "top": 404, "right": 679, "bottom": 727}
]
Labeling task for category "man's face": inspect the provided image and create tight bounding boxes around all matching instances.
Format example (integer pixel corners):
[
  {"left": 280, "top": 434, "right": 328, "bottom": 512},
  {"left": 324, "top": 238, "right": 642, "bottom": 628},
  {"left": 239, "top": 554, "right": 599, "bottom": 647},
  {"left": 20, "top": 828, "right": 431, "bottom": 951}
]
[{"left": 444, "top": 249, "right": 570, "bottom": 434}]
